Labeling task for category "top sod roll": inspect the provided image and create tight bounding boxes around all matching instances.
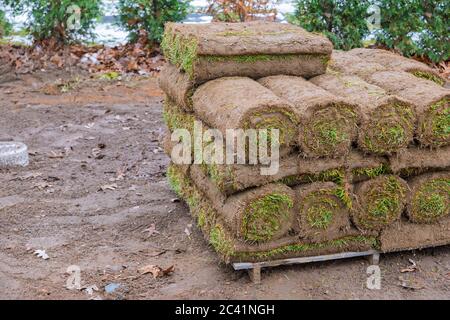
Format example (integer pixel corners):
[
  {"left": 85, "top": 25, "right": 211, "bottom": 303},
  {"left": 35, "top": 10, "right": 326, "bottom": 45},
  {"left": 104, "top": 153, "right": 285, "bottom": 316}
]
[{"left": 161, "top": 21, "right": 333, "bottom": 84}]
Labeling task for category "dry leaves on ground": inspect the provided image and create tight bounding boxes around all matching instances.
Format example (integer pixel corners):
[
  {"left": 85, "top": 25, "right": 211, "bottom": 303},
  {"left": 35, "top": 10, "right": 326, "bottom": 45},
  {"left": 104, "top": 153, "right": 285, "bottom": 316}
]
[{"left": 138, "top": 265, "right": 174, "bottom": 279}]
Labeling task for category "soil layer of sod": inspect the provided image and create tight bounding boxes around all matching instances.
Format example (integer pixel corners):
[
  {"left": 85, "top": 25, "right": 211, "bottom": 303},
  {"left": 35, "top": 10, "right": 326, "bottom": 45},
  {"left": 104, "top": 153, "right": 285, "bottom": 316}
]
[
  {"left": 389, "top": 146, "right": 450, "bottom": 175},
  {"left": 258, "top": 75, "right": 360, "bottom": 158},
  {"left": 311, "top": 74, "right": 415, "bottom": 155},
  {"left": 161, "top": 21, "right": 332, "bottom": 83}
]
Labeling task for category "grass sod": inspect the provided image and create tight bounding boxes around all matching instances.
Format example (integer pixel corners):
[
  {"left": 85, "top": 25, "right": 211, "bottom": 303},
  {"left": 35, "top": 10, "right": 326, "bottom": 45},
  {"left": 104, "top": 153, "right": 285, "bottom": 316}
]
[
  {"left": 361, "top": 103, "right": 415, "bottom": 154},
  {"left": 167, "top": 164, "right": 379, "bottom": 263},
  {"left": 352, "top": 164, "right": 391, "bottom": 180},
  {"left": 241, "top": 107, "right": 299, "bottom": 153},
  {"left": 421, "top": 98, "right": 450, "bottom": 147},
  {"left": 279, "top": 168, "right": 344, "bottom": 186},
  {"left": 410, "top": 177, "right": 450, "bottom": 224},
  {"left": 412, "top": 71, "right": 446, "bottom": 87},
  {"left": 162, "top": 100, "right": 196, "bottom": 133},
  {"left": 301, "top": 104, "right": 357, "bottom": 157},
  {"left": 241, "top": 193, "right": 294, "bottom": 243},
  {"left": 355, "top": 176, "right": 407, "bottom": 231},
  {"left": 161, "top": 29, "right": 329, "bottom": 80},
  {"left": 301, "top": 190, "right": 341, "bottom": 230},
  {"left": 235, "top": 236, "right": 379, "bottom": 261}
]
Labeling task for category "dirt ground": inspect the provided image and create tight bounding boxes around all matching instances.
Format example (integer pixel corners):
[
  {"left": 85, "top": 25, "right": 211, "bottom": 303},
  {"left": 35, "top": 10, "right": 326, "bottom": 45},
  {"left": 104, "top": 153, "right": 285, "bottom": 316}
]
[{"left": 0, "top": 69, "right": 449, "bottom": 300}]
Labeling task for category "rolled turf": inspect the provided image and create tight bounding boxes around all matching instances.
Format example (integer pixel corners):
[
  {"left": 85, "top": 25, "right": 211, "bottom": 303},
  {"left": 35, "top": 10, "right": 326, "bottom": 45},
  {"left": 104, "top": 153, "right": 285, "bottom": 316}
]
[
  {"left": 159, "top": 63, "right": 195, "bottom": 111},
  {"left": 347, "top": 48, "right": 446, "bottom": 86},
  {"left": 161, "top": 21, "right": 332, "bottom": 83},
  {"left": 310, "top": 74, "right": 415, "bottom": 155},
  {"left": 326, "top": 52, "right": 449, "bottom": 147},
  {"left": 407, "top": 172, "right": 450, "bottom": 224},
  {"left": 258, "top": 75, "right": 360, "bottom": 158},
  {"left": 365, "top": 71, "right": 449, "bottom": 148},
  {"left": 164, "top": 122, "right": 386, "bottom": 195},
  {"left": 295, "top": 182, "right": 352, "bottom": 242},
  {"left": 352, "top": 175, "right": 408, "bottom": 232},
  {"left": 192, "top": 77, "right": 299, "bottom": 154},
  {"left": 190, "top": 165, "right": 295, "bottom": 244},
  {"left": 168, "top": 163, "right": 377, "bottom": 263}
]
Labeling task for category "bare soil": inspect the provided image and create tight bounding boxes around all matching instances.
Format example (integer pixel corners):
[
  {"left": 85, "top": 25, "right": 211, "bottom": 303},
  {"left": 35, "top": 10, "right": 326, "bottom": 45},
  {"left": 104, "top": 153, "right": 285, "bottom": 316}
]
[{"left": 0, "top": 69, "right": 449, "bottom": 300}]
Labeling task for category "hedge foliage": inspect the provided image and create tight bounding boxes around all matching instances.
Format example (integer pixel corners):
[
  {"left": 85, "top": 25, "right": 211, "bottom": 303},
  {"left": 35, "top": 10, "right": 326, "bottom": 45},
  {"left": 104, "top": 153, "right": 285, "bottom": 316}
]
[
  {"left": 289, "top": 0, "right": 371, "bottom": 51},
  {"left": 2, "top": 0, "right": 102, "bottom": 43},
  {"left": 117, "top": 0, "right": 190, "bottom": 45},
  {"left": 0, "top": 9, "right": 12, "bottom": 38},
  {"left": 290, "top": 0, "right": 449, "bottom": 63}
]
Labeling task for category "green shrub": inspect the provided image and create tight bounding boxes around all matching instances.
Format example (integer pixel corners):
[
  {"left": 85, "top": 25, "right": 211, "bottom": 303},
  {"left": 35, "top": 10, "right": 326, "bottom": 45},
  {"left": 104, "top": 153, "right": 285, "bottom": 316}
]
[
  {"left": 117, "top": 0, "right": 190, "bottom": 46},
  {"left": 375, "top": 0, "right": 449, "bottom": 63},
  {"left": 375, "top": 0, "right": 423, "bottom": 58},
  {"left": 0, "top": 9, "right": 12, "bottom": 38},
  {"left": 417, "top": 0, "right": 449, "bottom": 63},
  {"left": 289, "top": 0, "right": 371, "bottom": 51},
  {"left": 3, "top": 0, "right": 102, "bottom": 43}
]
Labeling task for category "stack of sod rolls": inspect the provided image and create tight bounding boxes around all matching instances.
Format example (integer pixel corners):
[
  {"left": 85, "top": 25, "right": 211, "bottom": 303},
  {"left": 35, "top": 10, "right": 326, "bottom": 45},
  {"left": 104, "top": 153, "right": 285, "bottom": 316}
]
[{"left": 160, "top": 22, "right": 450, "bottom": 264}]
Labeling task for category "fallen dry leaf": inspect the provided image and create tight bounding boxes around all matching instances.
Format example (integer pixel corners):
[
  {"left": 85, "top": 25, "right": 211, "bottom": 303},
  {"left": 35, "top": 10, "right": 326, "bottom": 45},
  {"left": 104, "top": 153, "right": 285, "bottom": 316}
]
[
  {"left": 99, "top": 183, "right": 118, "bottom": 192},
  {"left": 138, "top": 265, "right": 174, "bottom": 279}
]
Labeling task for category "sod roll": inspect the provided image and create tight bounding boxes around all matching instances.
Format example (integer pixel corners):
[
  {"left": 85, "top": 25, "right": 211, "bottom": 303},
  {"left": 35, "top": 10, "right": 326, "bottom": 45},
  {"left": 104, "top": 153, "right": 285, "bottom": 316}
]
[
  {"left": 310, "top": 74, "right": 415, "bottom": 155},
  {"left": 258, "top": 75, "right": 360, "bottom": 158},
  {"left": 295, "top": 182, "right": 352, "bottom": 242},
  {"left": 161, "top": 21, "right": 332, "bottom": 83},
  {"left": 192, "top": 77, "right": 299, "bottom": 153},
  {"left": 366, "top": 71, "right": 449, "bottom": 147},
  {"left": 352, "top": 175, "right": 408, "bottom": 232},
  {"left": 407, "top": 172, "right": 450, "bottom": 224},
  {"left": 190, "top": 165, "right": 295, "bottom": 244},
  {"left": 159, "top": 63, "right": 195, "bottom": 111},
  {"left": 329, "top": 50, "right": 387, "bottom": 78},
  {"left": 164, "top": 118, "right": 387, "bottom": 195},
  {"left": 348, "top": 48, "right": 446, "bottom": 86}
]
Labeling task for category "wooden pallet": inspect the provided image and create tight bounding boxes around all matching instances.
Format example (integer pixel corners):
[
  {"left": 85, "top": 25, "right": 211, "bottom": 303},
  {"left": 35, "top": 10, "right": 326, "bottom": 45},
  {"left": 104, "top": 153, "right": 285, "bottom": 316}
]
[{"left": 233, "top": 250, "right": 381, "bottom": 284}]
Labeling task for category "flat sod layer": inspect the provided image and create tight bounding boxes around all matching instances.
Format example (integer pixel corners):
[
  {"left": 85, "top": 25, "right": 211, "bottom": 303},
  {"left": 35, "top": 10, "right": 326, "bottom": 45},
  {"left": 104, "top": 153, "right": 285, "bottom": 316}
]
[
  {"left": 295, "top": 182, "right": 352, "bottom": 243},
  {"left": 367, "top": 71, "right": 449, "bottom": 147},
  {"left": 190, "top": 165, "right": 295, "bottom": 244},
  {"left": 310, "top": 74, "right": 415, "bottom": 155},
  {"left": 389, "top": 146, "right": 450, "bottom": 175},
  {"left": 258, "top": 75, "right": 360, "bottom": 158},
  {"left": 192, "top": 77, "right": 299, "bottom": 153},
  {"left": 380, "top": 216, "right": 450, "bottom": 253},
  {"left": 161, "top": 21, "right": 332, "bottom": 83},
  {"left": 407, "top": 172, "right": 450, "bottom": 224},
  {"left": 348, "top": 48, "right": 446, "bottom": 86},
  {"left": 167, "top": 163, "right": 376, "bottom": 263},
  {"left": 352, "top": 175, "right": 408, "bottom": 232}
]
